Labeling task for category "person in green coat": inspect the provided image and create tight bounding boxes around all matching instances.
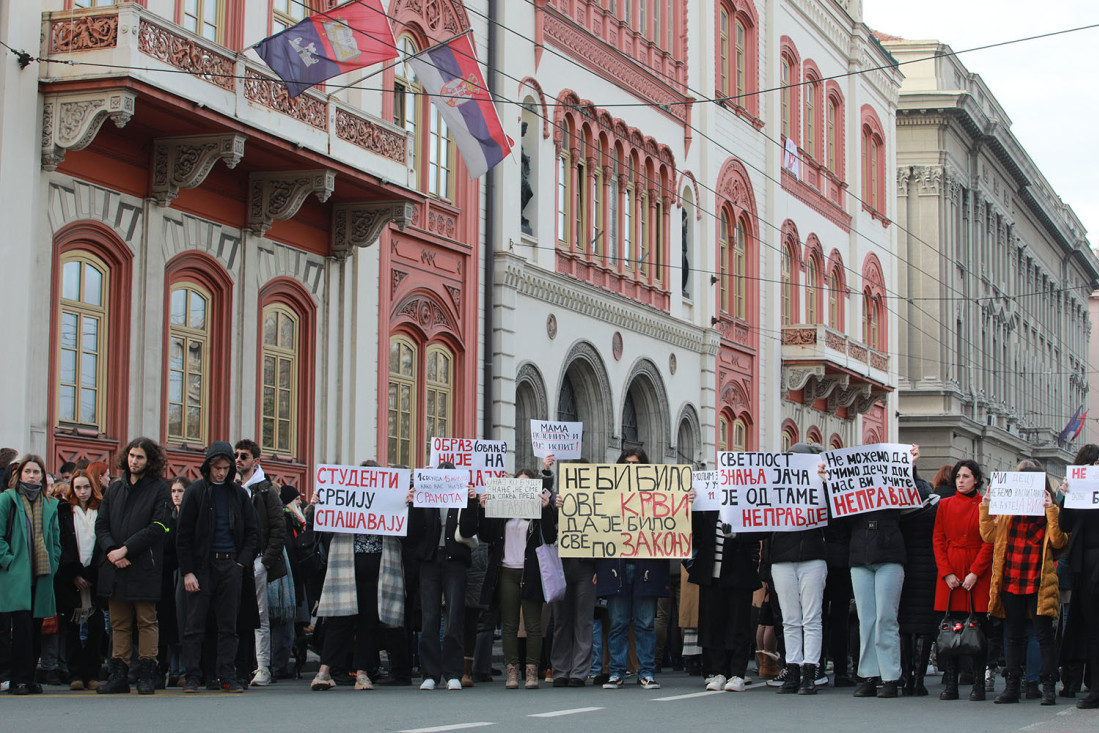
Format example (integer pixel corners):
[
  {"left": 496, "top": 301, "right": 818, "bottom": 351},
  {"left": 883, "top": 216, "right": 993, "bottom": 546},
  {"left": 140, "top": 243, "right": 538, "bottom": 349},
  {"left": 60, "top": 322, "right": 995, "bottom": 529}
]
[{"left": 0, "top": 454, "right": 62, "bottom": 695}]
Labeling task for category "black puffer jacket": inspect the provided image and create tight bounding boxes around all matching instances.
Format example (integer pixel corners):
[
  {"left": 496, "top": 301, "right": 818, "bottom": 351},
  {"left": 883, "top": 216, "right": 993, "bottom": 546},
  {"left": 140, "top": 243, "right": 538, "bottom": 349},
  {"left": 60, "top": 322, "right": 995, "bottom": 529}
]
[
  {"left": 176, "top": 442, "right": 259, "bottom": 575},
  {"left": 94, "top": 472, "right": 173, "bottom": 601},
  {"left": 844, "top": 509, "right": 906, "bottom": 567},
  {"left": 688, "top": 511, "right": 762, "bottom": 592},
  {"left": 244, "top": 473, "right": 287, "bottom": 581},
  {"left": 407, "top": 497, "right": 480, "bottom": 566},
  {"left": 898, "top": 484, "right": 940, "bottom": 635}
]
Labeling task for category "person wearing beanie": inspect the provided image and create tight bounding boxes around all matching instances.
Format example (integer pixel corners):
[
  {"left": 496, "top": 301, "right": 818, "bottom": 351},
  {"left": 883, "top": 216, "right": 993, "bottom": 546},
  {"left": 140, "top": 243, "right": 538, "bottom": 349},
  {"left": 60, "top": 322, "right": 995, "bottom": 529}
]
[{"left": 176, "top": 441, "right": 259, "bottom": 693}]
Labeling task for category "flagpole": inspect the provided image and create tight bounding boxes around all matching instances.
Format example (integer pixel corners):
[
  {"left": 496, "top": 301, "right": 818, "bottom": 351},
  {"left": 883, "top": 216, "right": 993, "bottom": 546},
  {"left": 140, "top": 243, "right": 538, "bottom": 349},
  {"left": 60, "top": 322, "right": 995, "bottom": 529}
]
[{"left": 341, "top": 27, "right": 475, "bottom": 91}]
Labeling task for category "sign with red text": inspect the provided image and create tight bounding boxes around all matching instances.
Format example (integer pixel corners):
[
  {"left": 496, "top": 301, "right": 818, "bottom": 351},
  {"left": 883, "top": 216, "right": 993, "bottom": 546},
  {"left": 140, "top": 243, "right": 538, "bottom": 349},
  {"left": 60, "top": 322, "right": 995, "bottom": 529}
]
[
  {"left": 1065, "top": 465, "right": 1099, "bottom": 510},
  {"left": 717, "top": 452, "right": 828, "bottom": 531},
  {"left": 691, "top": 470, "right": 720, "bottom": 511},
  {"left": 822, "top": 444, "right": 921, "bottom": 518},
  {"left": 530, "top": 420, "right": 583, "bottom": 459},
  {"left": 412, "top": 469, "right": 469, "bottom": 509},
  {"left": 313, "top": 464, "right": 410, "bottom": 536},
  {"left": 429, "top": 437, "right": 508, "bottom": 470},
  {"left": 557, "top": 463, "right": 693, "bottom": 559},
  {"left": 988, "top": 471, "right": 1047, "bottom": 516}
]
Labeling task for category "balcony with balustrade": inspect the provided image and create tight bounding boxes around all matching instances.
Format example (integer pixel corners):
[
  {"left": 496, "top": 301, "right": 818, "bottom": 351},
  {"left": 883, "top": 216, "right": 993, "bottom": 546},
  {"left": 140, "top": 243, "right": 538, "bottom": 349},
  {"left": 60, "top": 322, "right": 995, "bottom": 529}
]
[{"left": 780, "top": 323, "right": 892, "bottom": 416}]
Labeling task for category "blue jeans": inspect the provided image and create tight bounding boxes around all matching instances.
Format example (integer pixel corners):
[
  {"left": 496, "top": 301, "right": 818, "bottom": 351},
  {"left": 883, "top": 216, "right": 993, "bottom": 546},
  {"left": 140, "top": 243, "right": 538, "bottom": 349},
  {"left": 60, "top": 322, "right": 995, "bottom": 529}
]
[
  {"left": 606, "top": 564, "right": 657, "bottom": 679},
  {"left": 850, "top": 563, "right": 904, "bottom": 682},
  {"left": 590, "top": 617, "right": 604, "bottom": 675}
]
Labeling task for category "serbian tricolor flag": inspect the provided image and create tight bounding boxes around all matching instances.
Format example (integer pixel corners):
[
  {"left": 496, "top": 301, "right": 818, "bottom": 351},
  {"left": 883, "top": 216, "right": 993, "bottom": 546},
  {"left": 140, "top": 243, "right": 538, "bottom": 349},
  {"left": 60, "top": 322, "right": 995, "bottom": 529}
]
[
  {"left": 408, "top": 32, "right": 512, "bottom": 179},
  {"left": 254, "top": 0, "right": 397, "bottom": 98}
]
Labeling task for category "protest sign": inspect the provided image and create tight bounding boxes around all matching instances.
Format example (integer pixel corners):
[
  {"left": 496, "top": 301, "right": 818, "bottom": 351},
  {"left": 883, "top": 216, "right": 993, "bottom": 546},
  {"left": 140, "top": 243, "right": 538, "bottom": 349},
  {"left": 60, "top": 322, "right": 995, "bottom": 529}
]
[
  {"left": 1064, "top": 465, "right": 1099, "bottom": 510},
  {"left": 412, "top": 468, "right": 470, "bottom": 509},
  {"left": 429, "top": 437, "right": 508, "bottom": 470},
  {"left": 530, "top": 420, "right": 583, "bottom": 459},
  {"left": 988, "top": 471, "right": 1047, "bottom": 516},
  {"left": 716, "top": 452, "right": 828, "bottom": 531},
  {"left": 313, "top": 464, "right": 410, "bottom": 536},
  {"left": 557, "top": 463, "right": 693, "bottom": 559},
  {"left": 821, "top": 443, "right": 921, "bottom": 518},
  {"left": 692, "top": 470, "right": 720, "bottom": 511},
  {"left": 468, "top": 468, "right": 511, "bottom": 494},
  {"left": 484, "top": 477, "right": 544, "bottom": 519}
]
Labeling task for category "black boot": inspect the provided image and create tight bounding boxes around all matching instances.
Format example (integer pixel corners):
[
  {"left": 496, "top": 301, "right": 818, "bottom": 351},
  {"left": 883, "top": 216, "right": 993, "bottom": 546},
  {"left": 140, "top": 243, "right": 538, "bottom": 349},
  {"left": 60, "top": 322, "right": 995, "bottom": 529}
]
[
  {"left": 97, "top": 659, "right": 130, "bottom": 695},
  {"left": 969, "top": 661, "right": 986, "bottom": 701},
  {"left": 900, "top": 633, "right": 914, "bottom": 696},
  {"left": 994, "top": 669, "right": 1021, "bottom": 704},
  {"left": 853, "top": 677, "right": 879, "bottom": 697},
  {"left": 778, "top": 663, "right": 800, "bottom": 694},
  {"left": 1040, "top": 674, "right": 1056, "bottom": 706},
  {"left": 798, "top": 664, "right": 817, "bottom": 695},
  {"left": 913, "top": 636, "right": 931, "bottom": 696},
  {"left": 939, "top": 658, "right": 959, "bottom": 700},
  {"left": 136, "top": 659, "right": 157, "bottom": 696}
]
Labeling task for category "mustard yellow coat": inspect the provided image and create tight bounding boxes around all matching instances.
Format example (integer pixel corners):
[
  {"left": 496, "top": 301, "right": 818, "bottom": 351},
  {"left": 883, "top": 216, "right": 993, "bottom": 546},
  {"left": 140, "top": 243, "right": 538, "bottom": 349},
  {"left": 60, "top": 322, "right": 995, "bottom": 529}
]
[{"left": 978, "top": 504, "right": 1067, "bottom": 619}]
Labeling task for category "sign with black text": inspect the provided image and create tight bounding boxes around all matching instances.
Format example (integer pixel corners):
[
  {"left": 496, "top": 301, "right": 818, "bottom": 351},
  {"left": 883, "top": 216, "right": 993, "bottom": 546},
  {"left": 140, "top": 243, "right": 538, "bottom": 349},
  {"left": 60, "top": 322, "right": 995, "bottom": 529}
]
[
  {"left": 530, "top": 420, "right": 583, "bottom": 459},
  {"left": 1065, "top": 465, "right": 1099, "bottom": 510},
  {"left": 717, "top": 452, "right": 828, "bottom": 531},
  {"left": 484, "top": 477, "right": 544, "bottom": 519},
  {"left": 988, "top": 471, "right": 1047, "bottom": 516},
  {"left": 821, "top": 444, "right": 921, "bottom": 518},
  {"left": 691, "top": 470, "right": 720, "bottom": 511},
  {"left": 412, "top": 468, "right": 469, "bottom": 509}
]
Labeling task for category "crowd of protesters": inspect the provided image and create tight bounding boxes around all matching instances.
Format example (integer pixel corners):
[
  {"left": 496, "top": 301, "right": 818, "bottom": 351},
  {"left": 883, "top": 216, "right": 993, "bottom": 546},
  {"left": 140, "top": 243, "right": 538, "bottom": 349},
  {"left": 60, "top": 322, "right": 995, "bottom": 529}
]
[{"left": 0, "top": 438, "right": 1096, "bottom": 711}]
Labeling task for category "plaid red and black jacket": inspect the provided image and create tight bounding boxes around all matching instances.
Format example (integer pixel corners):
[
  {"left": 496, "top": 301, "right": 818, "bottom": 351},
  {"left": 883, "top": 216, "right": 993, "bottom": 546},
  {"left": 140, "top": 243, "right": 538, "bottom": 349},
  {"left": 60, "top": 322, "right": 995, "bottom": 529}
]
[{"left": 1000, "top": 516, "right": 1046, "bottom": 595}]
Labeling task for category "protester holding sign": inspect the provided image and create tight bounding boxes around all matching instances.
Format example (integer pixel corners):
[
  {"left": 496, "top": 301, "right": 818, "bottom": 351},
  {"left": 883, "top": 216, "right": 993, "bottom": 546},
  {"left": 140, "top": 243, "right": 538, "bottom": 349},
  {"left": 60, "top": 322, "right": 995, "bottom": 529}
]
[
  {"left": 406, "top": 461, "right": 480, "bottom": 691},
  {"left": 595, "top": 449, "right": 671, "bottom": 691},
  {"left": 826, "top": 444, "right": 920, "bottom": 699},
  {"left": 767, "top": 443, "right": 829, "bottom": 695},
  {"left": 478, "top": 463, "right": 556, "bottom": 689},
  {"left": 931, "top": 460, "right": 993, "bottom": 702},
  {"left": 1055, "top": 444, "right": 1099, "bottom": 710},
  {"left": 979, "top": 460, "right": 1067, "bottom": 705}
]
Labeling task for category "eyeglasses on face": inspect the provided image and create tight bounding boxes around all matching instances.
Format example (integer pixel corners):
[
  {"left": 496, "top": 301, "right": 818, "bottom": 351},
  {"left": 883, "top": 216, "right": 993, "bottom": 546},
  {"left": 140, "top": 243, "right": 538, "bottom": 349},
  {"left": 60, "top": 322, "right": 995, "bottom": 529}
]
[{"left": 236, "top": 452, "right": 253, "bottom": 460}]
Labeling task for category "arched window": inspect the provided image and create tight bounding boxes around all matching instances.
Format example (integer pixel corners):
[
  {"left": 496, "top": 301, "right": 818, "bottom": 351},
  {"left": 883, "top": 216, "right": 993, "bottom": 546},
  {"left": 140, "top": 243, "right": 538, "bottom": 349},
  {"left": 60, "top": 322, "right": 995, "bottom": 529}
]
[
  {"left": 735, "top": 18, "right": 747, "bottom": 99},
  {"left": 780, "top": 56, "right": 792, "bottom": 139},
  {"left": 608, "top": 148, "right": 619, "bottom": 256},
  {"left": 556, "top": 121, "right": 571, "bottom": 245},
  {"left": 638, "top": 186, "right": 649, "bottom": 279},
  {"left": 394, "top": 36, "right": 421, "bottom": 175},
  {"left": 719, "top": 8, "right": 729, "bottom": 95},
  {"left": 575, "top": 134, "right": 588, "bottom": 253},
  {"left": 863, "top": 289, "right": 880, "bottom": 348},
  {"left": 716, "top": 2, "right": 757, "bottom": 113},
  {"left": 827, "top": 97, "right": 838, "bottom": 170},
  {"left": 781, "top": 422, "right": 798, "bottom": 452},
  {"left": 718, "top": 413, "right": 748, "bottom": 452},
  {"left": 592, "top": 140, "right": 604, "bottom": 260},
  {"left": 828, "top": 267, "right": 843, "bottom": 329},
  {"left": 779, "top": 38, "right": 801, "bottom": 143},
  {"left": 806, "top": 426, "right": 823, "bottom": 446},
  {"left": 260, "top": 304, "right": 298, "bottom": 455},
  {"left": 622, "top": 163, "right": 634, "bottom": 270},
  {"left": 804, "top": 76, "right": 818, "bottom": 159},
  {"left": 861, "top": 105, "right": 887, "bottom": 213},
  {"left": 424, "top": 344, "right": 454, "bottom": 460},
  {"left": 719, "top": 213, "right": 731, "bottom": 314},
  {"left": 781, "top": 240, "right": 796, "bottom": 326},
  {"left": 732, "top": 417, "right": 747, "bottom": 451},
  {"left": 58, "top": 253, "right": 108, "bottom": 429},
  {"left": 733, "top": 218, "right": 747, "bottom": 319},
  {"left": 806, "top": 253, "right": 821, "bottom": 324},
  {"left": 825, "top": 84, "right": 846, "bottom": 181},
  {"left": 167, "top": 283, "right": 211, "bottom": 445},
  {"left": 388, "top": 336, "right": 417, "bottom": 467}
]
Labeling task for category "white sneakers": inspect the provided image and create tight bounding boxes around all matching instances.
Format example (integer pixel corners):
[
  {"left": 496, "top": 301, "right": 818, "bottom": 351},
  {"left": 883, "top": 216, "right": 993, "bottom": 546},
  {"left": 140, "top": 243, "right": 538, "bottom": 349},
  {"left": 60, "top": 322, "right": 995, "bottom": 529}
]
[
  {"left": 420, "top": 678, "right": 437, "bottom": 690},
  {"left": 724, "top": 676, "right": 747, "bottom": 692},
  {"left": 446, "top": 678, "right": 463, "bottom": 691},
  {"left": 706, "top": 675, "right": 727, "bottom": 691},
  {"left": 250, "top": 667, "right": 272, "bottom": 686}
]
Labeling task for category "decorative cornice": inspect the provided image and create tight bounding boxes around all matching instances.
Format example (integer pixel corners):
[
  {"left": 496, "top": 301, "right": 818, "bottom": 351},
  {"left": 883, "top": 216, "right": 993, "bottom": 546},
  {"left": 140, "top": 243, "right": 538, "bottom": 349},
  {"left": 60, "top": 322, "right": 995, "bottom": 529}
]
[
  {"left": 331, "top": 201, "right": 415, "bottom": 259},
  {"left": 247, "top": 169, "right": 336, "bottom": 236},
  {"left": 498, "top": 253, "right": 706, "bottom": 353},
  {"left": 781, "top": 364, "right": 824, "bottom": 393},
  {"left": 41, "top": 89, "right": 137, "bottom": 172},
  {"left": 151, "top": 134, "right": 246, "bottom": 206}
]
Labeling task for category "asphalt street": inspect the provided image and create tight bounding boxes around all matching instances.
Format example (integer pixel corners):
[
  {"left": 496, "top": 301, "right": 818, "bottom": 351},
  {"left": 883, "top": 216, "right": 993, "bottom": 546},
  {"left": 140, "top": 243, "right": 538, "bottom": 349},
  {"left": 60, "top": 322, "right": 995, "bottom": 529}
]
[{"left": 3, "top": 671, "right": 1096, "bottom": 733}]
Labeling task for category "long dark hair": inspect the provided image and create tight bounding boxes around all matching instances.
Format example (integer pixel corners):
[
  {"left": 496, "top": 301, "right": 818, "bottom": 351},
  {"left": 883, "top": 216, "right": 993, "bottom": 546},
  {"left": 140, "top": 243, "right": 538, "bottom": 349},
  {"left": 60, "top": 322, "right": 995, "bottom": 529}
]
[
  {"left": 1072, "top": 444, "right": 1099, "bottom": 466},
  {"left": 617, "top": 447, "right": 649, "bottom": 464},
  {"left": 951, "top": 459, "right": 984, "bottom": 492},
  {"left": 116, "top": 437, "right": 167, "bottom": 480},
  {"left": 8, "top": 454, "right": 48, "bottom": 489}
]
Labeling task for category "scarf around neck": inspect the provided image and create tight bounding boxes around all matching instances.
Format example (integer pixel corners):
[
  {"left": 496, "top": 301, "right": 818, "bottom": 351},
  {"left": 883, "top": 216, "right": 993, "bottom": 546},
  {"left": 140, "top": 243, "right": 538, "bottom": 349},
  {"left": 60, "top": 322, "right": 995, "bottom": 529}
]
[{"left": 17, "top": 482, "right": 50, "bottom": 577}]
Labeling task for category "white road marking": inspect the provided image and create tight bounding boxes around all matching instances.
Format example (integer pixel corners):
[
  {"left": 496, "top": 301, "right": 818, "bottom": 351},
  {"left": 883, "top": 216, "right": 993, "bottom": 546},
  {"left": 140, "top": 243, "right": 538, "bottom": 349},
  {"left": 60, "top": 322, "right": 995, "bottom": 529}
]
[
  {"left": 398, "top": 724, "right": 496, "bottom": 733},
  {"left": 528, "top": 707, "right": 604, "bottom": 718},
  {"left": 650, "top": 690, "right": 727, "bottom": 701}
]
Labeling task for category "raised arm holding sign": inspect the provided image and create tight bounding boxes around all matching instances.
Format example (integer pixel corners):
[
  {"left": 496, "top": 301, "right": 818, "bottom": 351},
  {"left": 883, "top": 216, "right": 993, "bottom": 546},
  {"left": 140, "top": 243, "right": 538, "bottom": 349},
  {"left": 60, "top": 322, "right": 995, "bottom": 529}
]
[
  {"left": 530, "top": 420, "right": 582, "bottom": 459},
  {"left": 821, "top": 443, "right": 921, "bottom": 518},
  {"left": 987, "top": 471, "right": 1047, "bottom": 516}
]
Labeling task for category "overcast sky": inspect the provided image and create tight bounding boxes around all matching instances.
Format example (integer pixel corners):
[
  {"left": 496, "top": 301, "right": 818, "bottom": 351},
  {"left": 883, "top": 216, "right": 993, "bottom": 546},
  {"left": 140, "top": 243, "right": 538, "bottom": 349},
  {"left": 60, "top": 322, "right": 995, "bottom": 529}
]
[{"left": 863, "top": 0, "right": 1099, "bottom": 249}]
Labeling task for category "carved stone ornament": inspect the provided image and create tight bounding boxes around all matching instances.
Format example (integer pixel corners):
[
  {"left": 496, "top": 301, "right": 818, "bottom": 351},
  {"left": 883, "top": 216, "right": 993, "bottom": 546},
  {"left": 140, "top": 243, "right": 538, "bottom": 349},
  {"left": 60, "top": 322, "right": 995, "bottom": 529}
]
[
  {"left": 41, "top": 89, "right": 137, "bottom": 171},
  {"left": 248, "top": 170, "right": 336, "bottom": 236},
  {"left": 151, "top": 134, "right": 246, "bottom": 206},
  {"left": 780, "top": 364, "right": 825, "bottom": 393},
  {"left": 853, "top": 389, "right": 891, "bottom": 415},
  {"left": 828, "top": 383, "right": 872, "bottom": 412},
  {"left": 331, "top": 200, "right": 415, "bottom": 259},
  {"left": 805, "top": 373, "right": 850, "bottom": 402}
]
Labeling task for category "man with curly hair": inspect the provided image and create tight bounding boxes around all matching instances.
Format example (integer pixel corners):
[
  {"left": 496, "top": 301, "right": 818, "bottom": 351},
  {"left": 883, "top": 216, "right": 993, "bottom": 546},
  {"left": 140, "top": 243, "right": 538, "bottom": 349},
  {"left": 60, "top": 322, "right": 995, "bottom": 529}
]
[{"left": 94, "top": 437, "right": 172, "bottom": 695}]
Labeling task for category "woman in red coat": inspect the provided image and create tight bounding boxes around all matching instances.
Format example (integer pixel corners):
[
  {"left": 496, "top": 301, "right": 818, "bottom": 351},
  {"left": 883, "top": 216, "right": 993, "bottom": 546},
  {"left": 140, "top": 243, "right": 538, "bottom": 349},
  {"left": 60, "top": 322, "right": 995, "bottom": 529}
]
[{"left": 932, "top": 459, "right": 994, "bottom": 702}]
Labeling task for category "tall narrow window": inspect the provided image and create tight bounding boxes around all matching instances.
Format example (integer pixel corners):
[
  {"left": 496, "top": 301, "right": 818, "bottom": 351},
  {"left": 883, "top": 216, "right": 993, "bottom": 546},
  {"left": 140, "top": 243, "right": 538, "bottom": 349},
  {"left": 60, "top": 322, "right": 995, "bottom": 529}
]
[
  {"left": 864, "top": 134, "right": 880, "bottom": 209},
  {"left": 424, "top": 345, "right": 453, "bottom": 460},
  {"left": 733, "top": 220, "right": 747, "bottom": 319},
  {"left": 805, "top": 81, "right": 817, "bottom": 159},
  {"left": 428, "top": 107, "right": 453, "bottom": 199},
  {"left": 608, "top": 151, "right": 619, "bottom": 256},
  {"left": 623, "top": 181, "right": 634, "bottom": 270},
  {"left": 653, "top": 0, "right": 660, "bottom": 47},
  {"left": 806, "top": 255, "right": 820, "bottom": 324},
  {"left": 827, "top": 99, "right": 838, "bottom": 171},
  {"left": 732, "top": 417, "right": 747, "bottom": 451},
  {"left": 828, "top": 269, "right": 841, "bottom": 329},
  {"left": 182, "top": 0, "right": 223, "bottom": 43},
  {"left": 781, "top": 244, "right": 794, "bottom": 326},
  {"left": 863, "top": 290, "right": 879, "bottom": 348},
  {"left": 575, "top": 137, "right": 588, "bottom": 254},
  {"left": 719, "top": 9, "right": 729, "bottom": 94},
  {"left": 388, "top": 336, "right": 417, "bottom": 468},
  {"left": 719, "top": 214, "right": 730, "bottom": 313},
  {"left": 780, "top": 57, "right": 792, "bottom": 139},
  {"left": 719, "top": 414, "right": 730, "bottom": 451},
  {"left": 592, "top": 148, "right": 603, "bottom": 259},
  {"left": 167, "top": 284, "right": 210, "bottom": 444},
  {"left": 638, "top": 190, "right": 649, "bottom": 278},
  {"left": 666, "top": 0, "right": 674, "bottom": 50},
  {"left": 261, "top": 305, "right": 298, "bottom": 455},
  {"left": 272, "top": 0, "right": 307, "bottom": 33},
  {"left": 734, "top": 20, "right": 747, "bottom": 99},
  {"left": 394, "top": 36, "right": 420, "bottom": 174},
  {"left": 58, "top": 254, "right": 108, "bottom": 429},
  {"left": 654, "top": 197, "right": 664, "bottom": 283},
  {"left": 556, "top": 149, "right": 569, "bottom": 244},
  {"left": 640, "top": 0, "right": 646, "bottom": 38}
]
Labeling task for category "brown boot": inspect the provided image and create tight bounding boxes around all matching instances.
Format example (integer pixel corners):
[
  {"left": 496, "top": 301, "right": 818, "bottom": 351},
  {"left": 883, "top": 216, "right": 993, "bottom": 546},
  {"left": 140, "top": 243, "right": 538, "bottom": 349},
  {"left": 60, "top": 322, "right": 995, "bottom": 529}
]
[
  {"left": 505, "top": 664, "right": 520, "bottom": 689},
  {"left": 757, "top": 651, "right": 781, "bottom": 679},
  {"left": 525, "top": 664, "right": 540, "bottom": 689},
  {"left": 461, "top": 658, "right": 474, "bottom": 688}
]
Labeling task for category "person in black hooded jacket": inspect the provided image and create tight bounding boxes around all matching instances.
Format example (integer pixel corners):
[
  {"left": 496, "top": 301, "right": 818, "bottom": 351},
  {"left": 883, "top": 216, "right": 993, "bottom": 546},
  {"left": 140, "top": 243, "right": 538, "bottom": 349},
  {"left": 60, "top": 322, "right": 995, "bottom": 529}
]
[
  {"left": 176, "top": 441, "right": 259, "bottom": 693},
  {"left": 94, "top": 437, "right": 172, "bottom": 695}
]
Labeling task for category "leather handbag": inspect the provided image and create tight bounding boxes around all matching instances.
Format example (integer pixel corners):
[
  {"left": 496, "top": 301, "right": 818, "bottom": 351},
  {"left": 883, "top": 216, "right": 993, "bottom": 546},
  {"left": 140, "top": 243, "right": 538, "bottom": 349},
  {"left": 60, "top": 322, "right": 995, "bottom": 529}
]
[{"left": 935, "top": 588, "right": 987, "bottom": 659}]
